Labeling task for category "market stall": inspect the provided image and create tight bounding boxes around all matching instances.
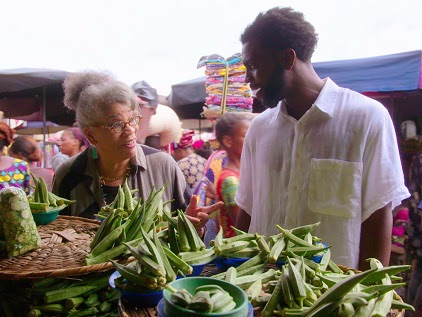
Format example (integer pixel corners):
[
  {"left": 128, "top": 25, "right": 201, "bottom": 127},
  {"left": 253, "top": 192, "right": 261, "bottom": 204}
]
[
  {"left": 0, "top": 176, "right": 413, "bottom": 316},
  {"left": 0, "top": 68, "right": 74, "bottom": 126},
  {"left": 0, "top": 68, "right": 75, "bottom": 166}
]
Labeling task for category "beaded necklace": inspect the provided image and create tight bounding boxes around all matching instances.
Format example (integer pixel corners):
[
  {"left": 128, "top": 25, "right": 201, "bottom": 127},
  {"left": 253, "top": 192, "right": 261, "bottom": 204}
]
[{"left": 99, "top": 167, "right": 131, "bottom": 186}]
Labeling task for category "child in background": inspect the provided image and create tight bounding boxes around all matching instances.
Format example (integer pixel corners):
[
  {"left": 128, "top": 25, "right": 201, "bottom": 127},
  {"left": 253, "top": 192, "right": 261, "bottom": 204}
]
[{"left": 214, "top": 112, "right": 254, "bottom": 238}]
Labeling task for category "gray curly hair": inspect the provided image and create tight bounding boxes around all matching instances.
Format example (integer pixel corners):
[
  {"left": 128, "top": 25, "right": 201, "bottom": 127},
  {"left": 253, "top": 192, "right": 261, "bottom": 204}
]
[{"left": 63, "top": 71, "right": 139, "bottom": 131}]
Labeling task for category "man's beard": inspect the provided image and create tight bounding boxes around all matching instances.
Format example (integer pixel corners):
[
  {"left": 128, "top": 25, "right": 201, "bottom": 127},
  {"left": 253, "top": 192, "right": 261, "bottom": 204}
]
[{"left": 260, "top": 68, "right": 286, "bottom": 109}]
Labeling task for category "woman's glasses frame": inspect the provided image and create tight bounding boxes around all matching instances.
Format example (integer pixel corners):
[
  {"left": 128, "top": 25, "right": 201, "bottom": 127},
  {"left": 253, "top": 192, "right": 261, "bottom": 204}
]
[{"left": 95, "top": 115, "right": 142, "bottom": 133}]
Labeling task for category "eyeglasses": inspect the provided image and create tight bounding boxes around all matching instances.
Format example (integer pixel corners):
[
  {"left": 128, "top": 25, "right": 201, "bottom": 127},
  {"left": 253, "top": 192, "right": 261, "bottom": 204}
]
[{"left": 96, "top": 115, "right": 142, "bottom": 133}]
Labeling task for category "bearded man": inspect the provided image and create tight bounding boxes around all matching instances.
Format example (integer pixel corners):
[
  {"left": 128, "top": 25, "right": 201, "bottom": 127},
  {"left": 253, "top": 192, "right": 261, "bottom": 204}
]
[{"left": 234, "top": 7, "right": 409, "bottom": 270}]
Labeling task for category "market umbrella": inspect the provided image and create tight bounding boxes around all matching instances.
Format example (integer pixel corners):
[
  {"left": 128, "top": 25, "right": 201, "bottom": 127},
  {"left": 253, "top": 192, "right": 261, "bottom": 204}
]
[
  {"left": 168, "top": 77, "right": 265, "bottom": 119},
  {"left": 0, "top": 68, "right": 75, "bottom": 164},
  {"left": 0, "top": 68, "right": 74, "bottom": 125},
  {"left": 167, "top": 77, "right": 206, "bottom": 119}
]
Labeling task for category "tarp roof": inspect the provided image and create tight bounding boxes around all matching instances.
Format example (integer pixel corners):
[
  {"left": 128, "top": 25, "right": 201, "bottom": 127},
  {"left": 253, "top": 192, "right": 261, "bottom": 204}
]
[
  {"left": 168, "top": 50, "right": 422, "bottom": 115},
  {"left": 0, "top": 68, "right": 69, "bottom": 93},
  {"left": 313, "top": 50, "right": 422, "bottom": 93},
  {"left": 0, "top": 68, "right": 74, "bottom": 125}
]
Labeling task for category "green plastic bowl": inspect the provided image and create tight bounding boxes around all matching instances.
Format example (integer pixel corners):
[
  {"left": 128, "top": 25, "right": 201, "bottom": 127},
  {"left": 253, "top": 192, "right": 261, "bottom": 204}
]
[
  {"left": 163, "top": 277, "right": 249, "bottom": 317},
  {"left": 32, "top": 210, "right": 59, "bottom": 225}
]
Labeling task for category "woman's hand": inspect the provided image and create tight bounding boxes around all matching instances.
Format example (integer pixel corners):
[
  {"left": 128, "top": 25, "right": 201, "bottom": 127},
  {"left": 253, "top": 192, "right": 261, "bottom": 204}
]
[{"left": 185, "top": 195, "right": 223, "bottom": 236}]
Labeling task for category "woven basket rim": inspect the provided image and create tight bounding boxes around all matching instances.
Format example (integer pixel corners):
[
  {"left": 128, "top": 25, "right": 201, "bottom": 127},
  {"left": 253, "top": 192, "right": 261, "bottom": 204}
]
[{"left": 0, "top": 215, "right": 133, "bottom": 280}]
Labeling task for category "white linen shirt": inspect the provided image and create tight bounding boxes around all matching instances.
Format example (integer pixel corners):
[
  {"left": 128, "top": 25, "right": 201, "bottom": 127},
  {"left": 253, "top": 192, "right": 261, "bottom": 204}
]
[{"left": 235, "top": 78, "right": 410, "bottom": 268}]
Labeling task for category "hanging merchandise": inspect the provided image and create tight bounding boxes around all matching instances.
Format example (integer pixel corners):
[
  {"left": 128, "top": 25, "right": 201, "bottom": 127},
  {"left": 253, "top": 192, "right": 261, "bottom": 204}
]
[{"left": 197, "top": 53, "right": 253, "bottom": 119}]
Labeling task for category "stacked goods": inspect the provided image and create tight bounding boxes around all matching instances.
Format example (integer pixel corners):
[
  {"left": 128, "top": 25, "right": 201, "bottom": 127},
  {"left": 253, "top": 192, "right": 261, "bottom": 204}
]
[
  {"left": 166, "top": 284, "right": 237, "bottom": 313},
  {"left": 95, "top": 179, "right": 139, "bottom": 221},
  {"left": 170, "top": 210, "right": 216, "bottom": 266},
  {"left": 268, "top": 223, "right": 328, "bottom": 263},
  {"left": 111, "top": 209, "right": 213, "bottom": 293},
  {"left": 26, "top": 272, "right": 118, "bottom": 316},
  {"left": 254, "top": 257, "right": 412, "bottom": 316},
  {"left": 198, "top": 53, "right": 253, "bottom": 119},
  {"left": 29, "top": 174, "right": 75, "bottom": 213},
  {"left": 0, "top": 187, "right": 41, "bottom": 257},
  {"left": 85, "top": 186, "right": 167, "bottom": 265},
  {"left": 211, "top": 222, "right": 329, "bottom": 263},
  {"left": 112, "top": 225, "right": 192, "bottom": 292},
  {"left": 212, "top": 226, "right": 262, "bottom": 259},
  {"left": 211, "top": 222, "right": 414, "bottom": 316}
]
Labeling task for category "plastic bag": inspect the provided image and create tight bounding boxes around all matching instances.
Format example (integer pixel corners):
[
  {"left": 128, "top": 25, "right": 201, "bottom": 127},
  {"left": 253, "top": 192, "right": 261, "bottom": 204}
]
[{"left": 0, "top": 187, "right": 41, "bottom": 257}]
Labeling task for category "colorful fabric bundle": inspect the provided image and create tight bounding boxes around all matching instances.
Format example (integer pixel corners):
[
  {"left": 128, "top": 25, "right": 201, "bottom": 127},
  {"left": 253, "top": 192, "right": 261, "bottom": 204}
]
[
  {"left": 175, "top": 130, "right": 195, "bottom": 149},
  {"left": 197, "top": 53, "right": 253, "bottom": 119}
]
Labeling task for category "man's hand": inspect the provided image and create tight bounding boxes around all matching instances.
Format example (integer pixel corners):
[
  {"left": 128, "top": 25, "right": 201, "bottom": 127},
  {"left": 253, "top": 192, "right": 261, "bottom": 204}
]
[
  {"left": 185, "top": 195, "right": 223, "bottom": 235},
  {"left": 359, "top": 202, "right": 393, "bottom": 270}
]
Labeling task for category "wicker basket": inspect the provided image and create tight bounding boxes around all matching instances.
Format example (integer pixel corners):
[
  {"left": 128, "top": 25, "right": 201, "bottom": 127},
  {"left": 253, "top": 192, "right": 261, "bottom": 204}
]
[{"left": 0, "top": 215, "right": 131, "bottom": 280}]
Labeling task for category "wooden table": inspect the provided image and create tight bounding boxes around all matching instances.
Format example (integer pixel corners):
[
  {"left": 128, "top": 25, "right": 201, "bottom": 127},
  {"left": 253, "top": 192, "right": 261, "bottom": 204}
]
[{"left": 118, "top": 264, "right": 220, "bottom": 317}]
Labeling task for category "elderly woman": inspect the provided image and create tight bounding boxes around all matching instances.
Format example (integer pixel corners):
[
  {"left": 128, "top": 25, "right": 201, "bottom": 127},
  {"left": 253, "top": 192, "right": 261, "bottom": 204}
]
[{"left": 52, "top": 71, "right": 222, "bottom": 233}]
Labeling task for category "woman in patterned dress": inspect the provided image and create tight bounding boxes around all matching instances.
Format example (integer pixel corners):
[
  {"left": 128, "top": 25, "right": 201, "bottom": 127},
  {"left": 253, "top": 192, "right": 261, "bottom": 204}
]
[
  {"left": 0, "top": 123, "right": 30, "bottom": 194},
  {"left": 174, "top": 130, "right": 207, "bottom": 190},
  {"left": 9, "top": 135, "right": 54, "bottom": 190}
]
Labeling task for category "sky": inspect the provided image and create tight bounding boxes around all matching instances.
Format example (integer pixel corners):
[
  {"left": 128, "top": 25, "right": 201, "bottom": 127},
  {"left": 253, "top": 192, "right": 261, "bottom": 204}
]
[{"left": 1, "top": 0, "right": 422, "bottom": 96}]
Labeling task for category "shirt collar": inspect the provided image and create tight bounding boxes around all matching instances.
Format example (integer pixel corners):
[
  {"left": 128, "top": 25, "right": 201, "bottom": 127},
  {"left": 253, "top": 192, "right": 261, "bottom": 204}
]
[
  {"left": 312, "top": 77, "right": 338, "bottom": 118},
  {"left": 270, "top": 101, "right": 283, "bottom": 125},
  {"left": 269, "top": 77, "right": 339, "bottom": 124}
]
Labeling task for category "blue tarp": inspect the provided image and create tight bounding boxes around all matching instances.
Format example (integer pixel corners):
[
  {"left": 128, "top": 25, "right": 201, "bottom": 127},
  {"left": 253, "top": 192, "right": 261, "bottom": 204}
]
[
  {"left": 168, "top": 50, "right": 422, "bottom": 109},
  {"left": 314, "top": 50, "right": 422, "bottom": 93}
]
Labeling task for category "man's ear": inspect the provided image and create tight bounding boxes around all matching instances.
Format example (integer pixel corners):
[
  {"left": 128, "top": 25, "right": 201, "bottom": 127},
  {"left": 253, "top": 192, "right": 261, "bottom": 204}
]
[
  {"left": 276, "top": 48, "right": 296, "bottom": 71},
  {"left": 84, "top": 127, "right": 97, "bottom": 145}
]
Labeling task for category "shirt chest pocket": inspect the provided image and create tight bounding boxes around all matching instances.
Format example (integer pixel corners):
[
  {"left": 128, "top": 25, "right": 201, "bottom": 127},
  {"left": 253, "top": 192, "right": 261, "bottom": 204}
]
[{"left": 308, "top": 159, "right": 363, "bottom": 218}]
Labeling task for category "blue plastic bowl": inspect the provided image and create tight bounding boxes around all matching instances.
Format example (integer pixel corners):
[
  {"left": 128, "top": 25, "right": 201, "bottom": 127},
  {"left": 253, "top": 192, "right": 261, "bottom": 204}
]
[
  {"left": 32, "top": 210, "right": 59, "bottom": 225},
  {"left": 109, "top": 271, "right": 163, "bottom": 307},
  {"left": 214, "top": 257, "right": 250, "bottom": 271},
  {"left": 176, "top": 263, "right": 206, "bottom": 279},
  {"left": 191, "top": 263, "right": 205, "bottom": 276}
]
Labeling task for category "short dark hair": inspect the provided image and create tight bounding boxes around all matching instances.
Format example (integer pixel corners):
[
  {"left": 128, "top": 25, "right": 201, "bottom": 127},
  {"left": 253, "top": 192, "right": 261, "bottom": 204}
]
[
  {"left": 9, "top": 136, "right": 41, "bottom": 162},
  {"left": 241, "top": 7, "right": 318, "bottom": 62}
]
